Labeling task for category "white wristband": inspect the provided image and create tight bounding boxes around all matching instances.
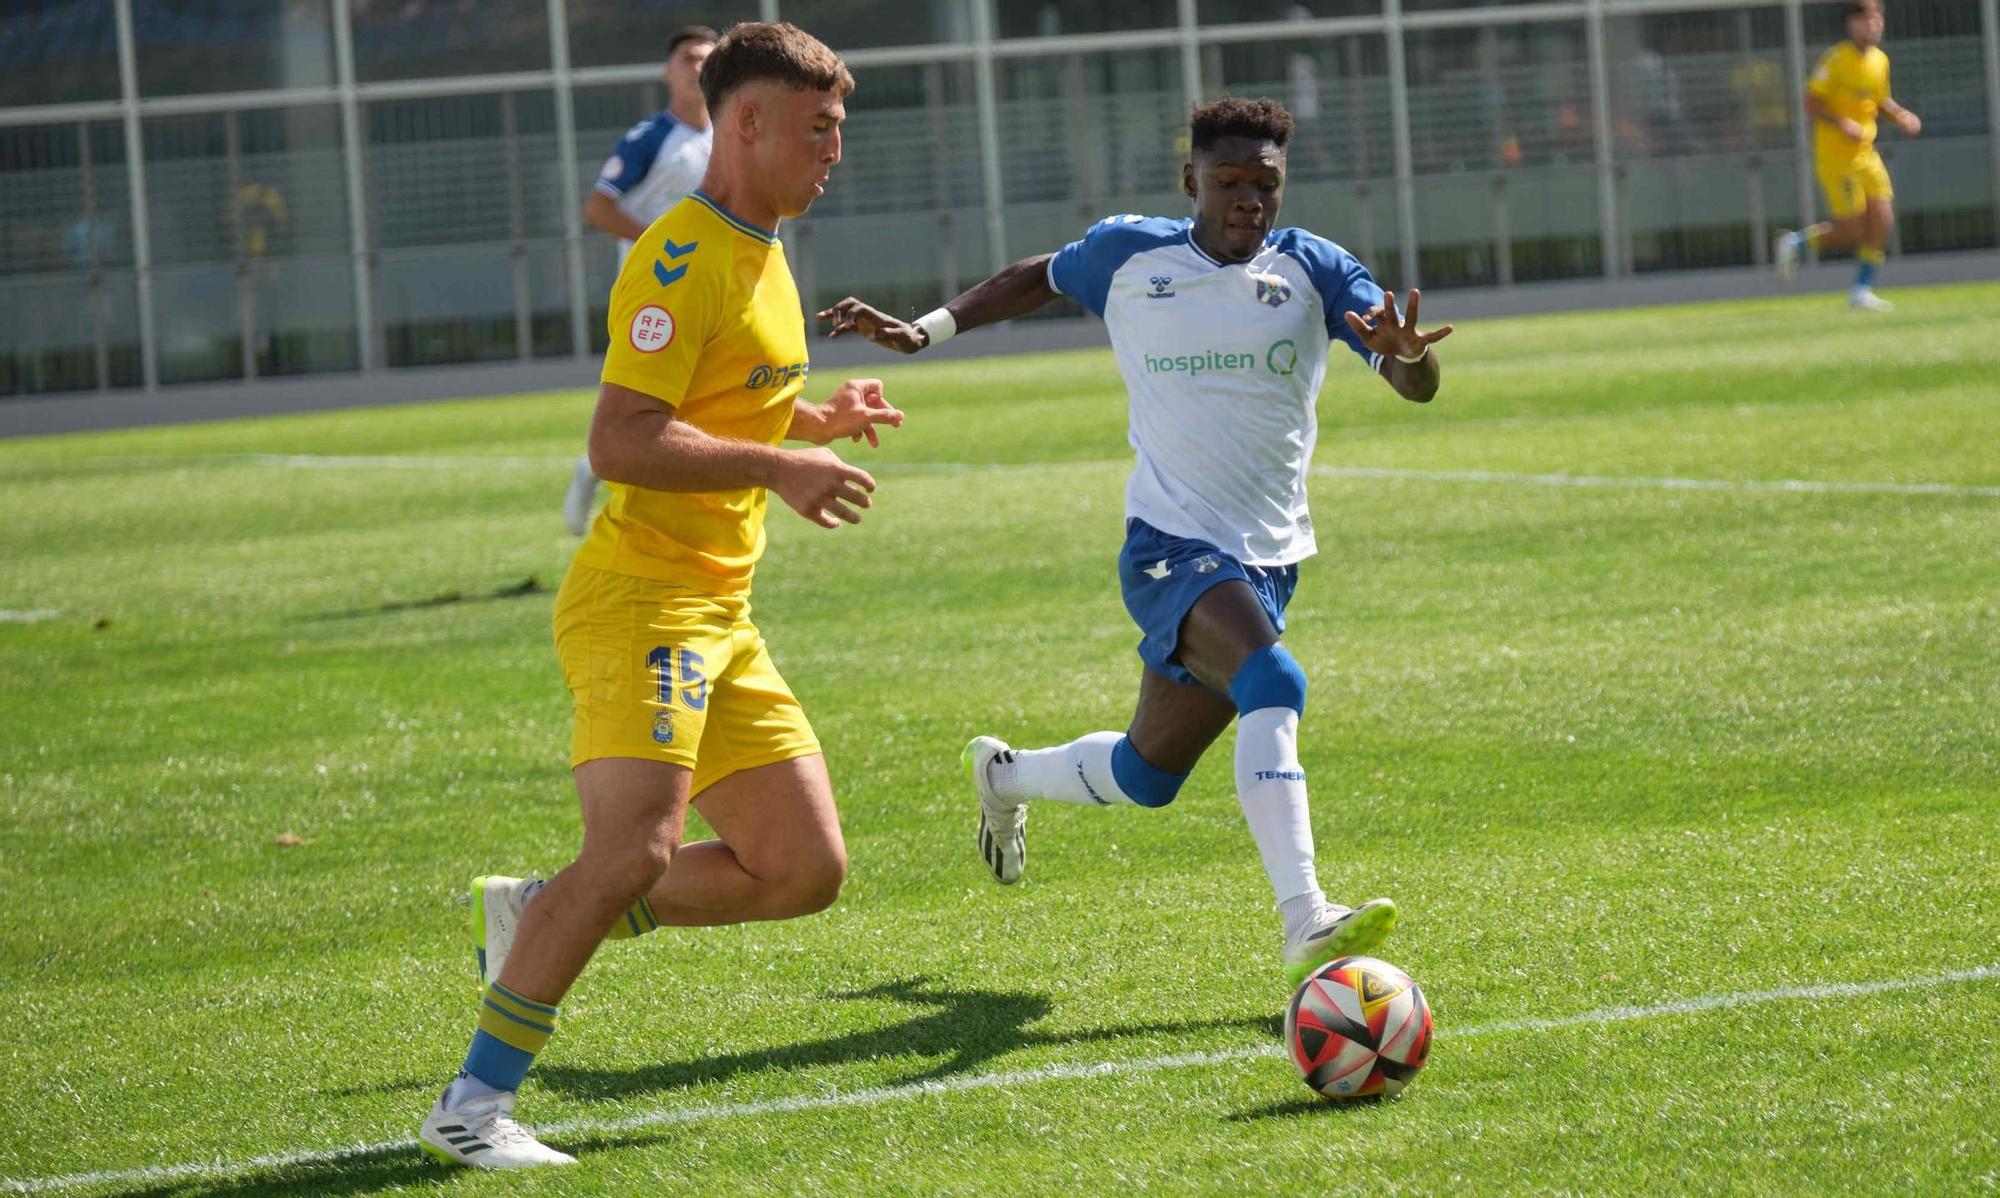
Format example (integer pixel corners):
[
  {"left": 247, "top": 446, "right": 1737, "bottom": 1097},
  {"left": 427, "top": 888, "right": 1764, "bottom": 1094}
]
[
  {"left": 914, "top": 307, "right": 956, "bottom": 347},
  {"left": 1394, "top": 345, "right": 1431, "bottom": 365}
]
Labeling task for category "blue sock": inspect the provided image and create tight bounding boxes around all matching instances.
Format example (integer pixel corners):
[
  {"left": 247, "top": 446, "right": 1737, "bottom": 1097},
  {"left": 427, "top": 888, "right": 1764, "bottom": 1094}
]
[
  {"left": 1855, "top": 247, "right": 1884, "bottom": 290},
  {"left": 1109, "top": 736, "right": 1188, "bottom": 808}
]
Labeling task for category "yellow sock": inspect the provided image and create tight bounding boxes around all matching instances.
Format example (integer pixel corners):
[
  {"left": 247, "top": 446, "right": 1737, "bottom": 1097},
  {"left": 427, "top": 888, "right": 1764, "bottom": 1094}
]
[
  {"left": 603, "top": 896, "right": 660, "bottom": 940},
  {"left": 463, "top": 981, "right": 559, "bottom": 1090}
]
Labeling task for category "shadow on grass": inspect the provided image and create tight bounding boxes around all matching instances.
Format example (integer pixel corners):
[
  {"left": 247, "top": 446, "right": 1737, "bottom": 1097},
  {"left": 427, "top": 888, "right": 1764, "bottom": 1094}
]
[
  {"left": 1226, "top": 1093, "right": 1385, "bottom": 1122},
  {"left": 84, "top": 976, "right": 1279, "bottom": 1197},
  {"left": 538, "top": 975, "right": 1277, "bottom": 1100},
  {"left": 294, "top": 575, "right": 545, "bottom": 622},
  {"left": 104, "top": 1145, "right": 442, "bottom": 1198}
]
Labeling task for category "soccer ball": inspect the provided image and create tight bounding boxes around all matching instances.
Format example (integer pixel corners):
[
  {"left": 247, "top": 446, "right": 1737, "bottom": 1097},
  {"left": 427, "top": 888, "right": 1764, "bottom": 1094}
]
[{"left": 1284, "top": 955, "right": 1432, "bottom": 1100}]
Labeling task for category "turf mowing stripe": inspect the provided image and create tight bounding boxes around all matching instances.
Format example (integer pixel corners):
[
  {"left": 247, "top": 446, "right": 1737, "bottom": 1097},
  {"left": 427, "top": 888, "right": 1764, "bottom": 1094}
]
[
  {"left": 28, "top": 454, "right": 2000, "bottom": 498},
  {"left": 6, "top": 964, "right": 1994, "bottom": 1194},
  {"left": 1312, "top": 464, "right": 2000, "bottom": 497},
  {"left": 244, "top": 453, "right": 573, "bottom": 470}
]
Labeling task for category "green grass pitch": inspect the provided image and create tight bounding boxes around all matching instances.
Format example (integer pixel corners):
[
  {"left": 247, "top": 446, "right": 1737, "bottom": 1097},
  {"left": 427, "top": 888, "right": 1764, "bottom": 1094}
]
[{"left": 3, "top": 283, "right": 1998, "bottom": 1196}]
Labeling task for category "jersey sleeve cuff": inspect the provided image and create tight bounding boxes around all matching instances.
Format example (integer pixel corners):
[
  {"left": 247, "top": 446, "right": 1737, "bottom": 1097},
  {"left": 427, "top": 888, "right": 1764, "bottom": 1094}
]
[
  {"left": 1368, "top": 351, "right": 1385, "bottom": 371},
  {"left": 1045, "top": 255, "right": 1066, "bottom": 296},
  {"left": 593, "top": 179, "right": 627, "bottom": 200},
  {"left": 599, "top": 368, "right": 683, "bottom": 408}
]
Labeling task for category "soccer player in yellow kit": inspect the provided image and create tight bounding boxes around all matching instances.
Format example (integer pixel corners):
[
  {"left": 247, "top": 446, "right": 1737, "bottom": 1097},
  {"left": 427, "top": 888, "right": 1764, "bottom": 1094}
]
[
  {"left": 418, "top": 23, "right": 903, "bottom": 1170},
  {"left": 1775, "top": 0, "right": 1922, "bottom": 310}
]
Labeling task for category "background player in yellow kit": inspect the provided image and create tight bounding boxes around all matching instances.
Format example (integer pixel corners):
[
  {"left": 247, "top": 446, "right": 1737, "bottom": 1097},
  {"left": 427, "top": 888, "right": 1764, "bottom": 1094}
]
[
  {"left": 417, "top": 22, "right": 903, "bottom": 1170},
  {"left": 1774, "top": 0, "right": 1922, "bottom": 310}
]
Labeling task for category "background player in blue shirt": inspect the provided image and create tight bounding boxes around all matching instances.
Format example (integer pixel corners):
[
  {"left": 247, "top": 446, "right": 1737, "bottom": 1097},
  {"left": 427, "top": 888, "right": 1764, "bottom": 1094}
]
[
  {"left": 820, "top": 97, "right": 1452, "bottom": 988},
  {"left": 565, "top": 25, "right": 717, "bottom": 535}
]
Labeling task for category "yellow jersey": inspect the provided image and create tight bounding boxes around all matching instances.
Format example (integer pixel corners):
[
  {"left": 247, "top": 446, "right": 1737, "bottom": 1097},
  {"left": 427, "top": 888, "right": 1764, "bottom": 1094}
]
[
  {"left": 1808, "top": 41, "right": 1890, "bottom": 164},
  {"left": 581, "top": 191, "right": 810, "bottom": 595}
]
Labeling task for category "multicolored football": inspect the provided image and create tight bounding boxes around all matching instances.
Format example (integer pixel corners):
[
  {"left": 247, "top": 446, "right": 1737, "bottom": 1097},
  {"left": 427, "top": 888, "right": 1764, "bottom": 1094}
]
[{"left": 1284, "top": 955, "right": 1432, "bottom": 1100}]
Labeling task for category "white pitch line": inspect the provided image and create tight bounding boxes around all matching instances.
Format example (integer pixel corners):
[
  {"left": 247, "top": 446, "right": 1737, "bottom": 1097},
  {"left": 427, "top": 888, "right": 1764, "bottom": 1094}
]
[
  {"left": 1312, "top": 464, "right": 2000, "bottom": 498},
  {"left": 6, "top": 963, "right": 1995, "bottom": 1195},
  {"left": 0, "top": 610, "right": 60, "bottom": 624}
]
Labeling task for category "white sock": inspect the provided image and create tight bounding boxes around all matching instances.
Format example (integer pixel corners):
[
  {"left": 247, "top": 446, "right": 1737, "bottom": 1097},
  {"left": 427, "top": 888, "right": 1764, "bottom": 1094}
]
[
  {"left": 990, "top": 731, "right": 1132, "bottom": 806},
  {"left": 1278, "top": 891, "right": 1329, "bottom": 943},
  {"left": 1234, "top": 706, "right": 1321, "bottom": 908},
  {"left": 443, "top": 1071, "right": 510, "bottom": 1108}
]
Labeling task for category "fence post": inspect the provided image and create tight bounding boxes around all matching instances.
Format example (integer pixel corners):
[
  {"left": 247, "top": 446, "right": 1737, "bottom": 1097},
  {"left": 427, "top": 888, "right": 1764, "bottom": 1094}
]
[
  {"left": 112, "top": 0, "right": 159, "bottom": 390},
  {"left": 1586, "top": 0, "right": 1621, "bottom": 276},
  {"left": 1983, "top": 0, "right": 2000, "bottom": 231},
  {"left": 970, "top": 0, "right": 1008, "bottom": 274},
  {"left": 1784, "top": 0, "right": 1819, "bottom": 263},
  {"left": 1385, "top": 0, "right": 1420, "bottom": 288},
  {"left": 331, "top": 0, "right": 377, "bottom": 371},
  {"left": 548, "top": 0, "right": 591, "bottom": 360}
]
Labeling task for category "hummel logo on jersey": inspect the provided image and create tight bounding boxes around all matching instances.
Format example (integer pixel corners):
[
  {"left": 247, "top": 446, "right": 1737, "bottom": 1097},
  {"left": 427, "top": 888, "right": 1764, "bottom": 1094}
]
[
  {"left": 653, "top": 237, "right": 698, "bottom": 287},
  {"left": 1142, "top": 560, "right": 1172, "bottom": 580},
  {"left": 1147, "top": 275, "right": 1176, "bottom": 299}
]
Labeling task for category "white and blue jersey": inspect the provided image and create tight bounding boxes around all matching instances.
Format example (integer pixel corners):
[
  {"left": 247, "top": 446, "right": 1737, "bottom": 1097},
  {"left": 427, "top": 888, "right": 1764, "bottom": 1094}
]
[
  {"left": 1048, "top": 214, "right": 1387, "bottom": 567},
  {"left": 595, "top": 110, "right": 712, "bottom": 262}
]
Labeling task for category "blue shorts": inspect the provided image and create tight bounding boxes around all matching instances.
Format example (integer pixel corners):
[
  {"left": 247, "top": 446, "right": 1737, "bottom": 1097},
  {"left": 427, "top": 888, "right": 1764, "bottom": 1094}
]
[{"left": 1117, "top": 518, "right": 1299, "bottom": 689}]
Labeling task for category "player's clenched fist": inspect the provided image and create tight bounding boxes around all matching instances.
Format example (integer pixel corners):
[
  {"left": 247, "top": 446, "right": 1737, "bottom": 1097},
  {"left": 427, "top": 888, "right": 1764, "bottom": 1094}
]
[{"left": 772, "top": 446, "right": 876, "bottom": 528}]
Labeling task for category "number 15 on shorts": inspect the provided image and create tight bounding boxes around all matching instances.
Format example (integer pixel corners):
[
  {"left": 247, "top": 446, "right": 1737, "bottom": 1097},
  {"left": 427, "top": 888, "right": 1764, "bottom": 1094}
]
[{"left": 646, "top": 646, "right": 707, "bottom": 745}]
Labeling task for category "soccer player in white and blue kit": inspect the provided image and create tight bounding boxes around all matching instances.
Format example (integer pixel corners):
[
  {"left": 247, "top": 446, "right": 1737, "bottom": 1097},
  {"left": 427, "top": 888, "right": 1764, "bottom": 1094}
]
[
  {"left": 564, "top": 25, "right": 717, "bottom": 535},
  {"left": 820, "top": 97, "right": 1452, "bottom": 986}
]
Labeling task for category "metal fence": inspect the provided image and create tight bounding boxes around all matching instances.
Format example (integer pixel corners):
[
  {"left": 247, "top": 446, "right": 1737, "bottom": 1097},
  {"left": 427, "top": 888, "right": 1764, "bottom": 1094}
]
[{"left": 3, "top": 0, "right": 1997, "bottom": 397}]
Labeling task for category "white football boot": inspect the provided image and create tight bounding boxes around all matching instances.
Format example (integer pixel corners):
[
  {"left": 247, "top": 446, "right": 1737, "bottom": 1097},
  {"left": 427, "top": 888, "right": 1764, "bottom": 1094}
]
[
  {"left": 1849, "top": 287, "right": 1894, "bottom": 312},
  {"left": 964, "top": 736, "right": 1026, "bottom": 885},
  {"left": 562, "top": 455, "right": 600, "bottom": 537},
  {"left": 1282, "top": 898, "right": 1399, "bottom": 989},
  {"left": 1773, "top": 230, "right": 1800, "bottom": 282},
  {"left": 470, "top": 875, "right": 537, "bottom": 990},
  {"left": 419, "top": 1085, "right": 576, "bottom": 1169}
]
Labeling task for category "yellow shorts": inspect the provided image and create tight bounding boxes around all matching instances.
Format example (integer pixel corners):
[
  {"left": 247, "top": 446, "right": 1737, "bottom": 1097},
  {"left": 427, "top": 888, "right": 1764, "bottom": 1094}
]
[
  {"left": 1817, "top": 150, "right": 1893, "bottom": 219},
  {"left": 553, "top": 562, "right": 819, "bottom": 794}
]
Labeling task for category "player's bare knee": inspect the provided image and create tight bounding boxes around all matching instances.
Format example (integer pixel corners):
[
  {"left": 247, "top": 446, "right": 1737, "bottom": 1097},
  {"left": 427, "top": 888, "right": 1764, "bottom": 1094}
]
[
  {"left": 587, "top": 838, "right": 674, "bottom": 905},
  {"left": 779, "top": 848, "right": 846, "bottom": 916}
]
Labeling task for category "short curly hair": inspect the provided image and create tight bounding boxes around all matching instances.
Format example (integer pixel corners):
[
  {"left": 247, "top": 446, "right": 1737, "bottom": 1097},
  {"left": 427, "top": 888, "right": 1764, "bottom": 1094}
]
[{"left": 1190, "top": 96, "right": 1294, "bottom": 152}]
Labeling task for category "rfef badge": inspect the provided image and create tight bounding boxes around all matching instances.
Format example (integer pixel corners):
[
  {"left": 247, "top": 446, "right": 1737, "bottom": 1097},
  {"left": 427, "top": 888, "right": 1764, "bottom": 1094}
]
[{"left": 630, "top": 305, "right": 675, "bottom": 353}]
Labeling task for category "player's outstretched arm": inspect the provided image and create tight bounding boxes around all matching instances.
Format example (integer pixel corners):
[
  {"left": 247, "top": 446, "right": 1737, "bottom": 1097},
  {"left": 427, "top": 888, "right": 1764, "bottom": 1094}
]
[
  {"left": 1343, "top": 288, "right": 1452, "bottom": 404},
  {"left": 816, "top": 253, "right": 1059, "bottom": 353},
  {"left": 788, "top": 378, "right": 906, "bottom": 448},
  {"left": 590, "top": 381, "right": 876, "bottom": 528}
]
